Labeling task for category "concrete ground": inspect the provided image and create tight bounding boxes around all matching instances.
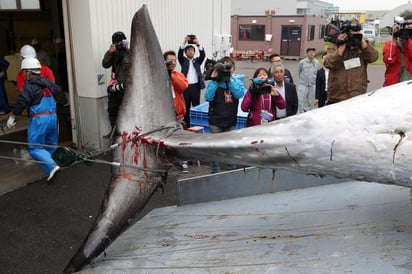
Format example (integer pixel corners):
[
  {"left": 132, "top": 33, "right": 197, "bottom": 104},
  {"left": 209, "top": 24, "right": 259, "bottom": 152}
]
[{"left": 0, "top": 59, "right": 385, "bottom": 274}]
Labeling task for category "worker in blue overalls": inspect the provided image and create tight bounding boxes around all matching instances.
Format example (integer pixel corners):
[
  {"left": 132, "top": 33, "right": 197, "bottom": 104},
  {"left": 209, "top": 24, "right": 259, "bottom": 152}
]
[{"left": 6, "top": 57, "right": 61, "bottom": 181}]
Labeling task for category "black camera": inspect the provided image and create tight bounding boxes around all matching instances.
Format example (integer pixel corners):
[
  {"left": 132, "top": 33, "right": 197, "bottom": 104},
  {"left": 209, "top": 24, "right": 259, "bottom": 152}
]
[
  {"left": 324, "top": 17, "right": 363, "bottom": 47},
  {"left": 390, "top": 16, "right": 412, "bottom": 39},
  {"left": 187, "top": 34, "right": 197, "bottom": 44},
  {"left": 114, "top": 39, "right": 128, "bottom": 51},
  {"left": 202, "top": 58, "right": 217, "bottom": 80},
  {"left": 249, "top": 78, "right": 273, "bottom": 95},
  {"left": 204, "top": 62, "right": 232, "bottom": 82}
]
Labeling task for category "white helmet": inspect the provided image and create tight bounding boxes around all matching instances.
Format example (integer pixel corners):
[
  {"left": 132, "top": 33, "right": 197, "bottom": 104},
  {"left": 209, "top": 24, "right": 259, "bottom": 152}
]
[
  {"left": 20, "top": 45, "right": 36, "bottom": 58},
  {"left": 21, "top": 57, "right": 41, "bottom": 74}
]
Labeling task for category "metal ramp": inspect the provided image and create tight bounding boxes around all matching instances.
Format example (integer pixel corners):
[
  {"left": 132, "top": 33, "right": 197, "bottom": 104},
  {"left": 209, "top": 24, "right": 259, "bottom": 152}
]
[{"left": 79, "top": 174, "right": 412, "bottom": 273}]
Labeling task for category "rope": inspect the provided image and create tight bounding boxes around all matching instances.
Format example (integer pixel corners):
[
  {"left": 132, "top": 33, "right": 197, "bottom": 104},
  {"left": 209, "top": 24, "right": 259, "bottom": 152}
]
[
  {"left": 0, "top": 123, "right": 181, "bottom": 172},
  {"left": 0, "top": 154, "right": 168, "bottom": 173},
  {"left": 0, "top": 139, "right": 61, "bottom": 149}
]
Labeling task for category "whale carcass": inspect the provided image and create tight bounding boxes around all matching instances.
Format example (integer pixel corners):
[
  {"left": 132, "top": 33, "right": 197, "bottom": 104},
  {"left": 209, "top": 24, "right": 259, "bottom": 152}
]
[{"left": 63, "top": 4, "right": 412, "bottom": 273}]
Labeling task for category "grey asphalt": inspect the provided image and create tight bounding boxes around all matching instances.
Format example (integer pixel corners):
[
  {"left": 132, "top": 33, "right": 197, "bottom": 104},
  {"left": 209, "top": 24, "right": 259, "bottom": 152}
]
[{"left": 0, "top": 59, "right": 385, "bottom": 274}]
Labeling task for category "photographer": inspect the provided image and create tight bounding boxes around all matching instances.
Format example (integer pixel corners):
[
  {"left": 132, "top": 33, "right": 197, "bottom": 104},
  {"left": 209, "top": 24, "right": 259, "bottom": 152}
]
[
  {"left": 102, "top": 31, "right": 129, "bottom": 139},
  {"left": 241, "top": 67, "right": 285, "bottom": 127},
  {"left": 204, "top": 57, "right": 245, "bottom": 173},
  {"left": 163, "top": 50, "right": 190, "bottom": 173},
  {"left": 324, "top": 17, "right": 378, "bottom": 104},
  {"left": 178, "top": 35, "right": 206, "bottom": 127},
  {"left": 383, "top": 15, "right": 412, "bottom": 86}
]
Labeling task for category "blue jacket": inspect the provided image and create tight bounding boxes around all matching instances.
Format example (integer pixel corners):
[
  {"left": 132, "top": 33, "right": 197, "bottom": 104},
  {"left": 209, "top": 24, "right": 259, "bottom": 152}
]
[
  {"left": 205, "top": 77, "right": 245, "bottom": 128},
  {"left": 178, "top": 45, "right": 206, "bottom": 89}
]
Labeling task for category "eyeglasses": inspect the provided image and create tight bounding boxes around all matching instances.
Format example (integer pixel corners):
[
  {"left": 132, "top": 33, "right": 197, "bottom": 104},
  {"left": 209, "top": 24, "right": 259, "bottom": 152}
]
[{"left": 271, "top": 59, "right": 281, "bottom": 63}]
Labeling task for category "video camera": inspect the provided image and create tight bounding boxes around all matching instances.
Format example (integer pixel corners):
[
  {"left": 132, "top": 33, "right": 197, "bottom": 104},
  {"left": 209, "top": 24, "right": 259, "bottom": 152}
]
[
  {"left": 324, "top": 16, "right": 363, "bottom": 47},
  {"left": 204, "top": 62, "right": 232, "bottom": 82},
  {"left": 390, "top": 16, "right": 412, "bottom": 39},
  {"left": 249, "top": 78, "right": 274, "bottom": 95}
]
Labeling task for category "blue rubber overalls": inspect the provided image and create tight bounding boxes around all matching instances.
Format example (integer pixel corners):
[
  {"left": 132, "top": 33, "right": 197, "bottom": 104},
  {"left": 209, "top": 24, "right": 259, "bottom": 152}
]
[{"left": 28, "top": 87, "right": 58, "bottom": 175}]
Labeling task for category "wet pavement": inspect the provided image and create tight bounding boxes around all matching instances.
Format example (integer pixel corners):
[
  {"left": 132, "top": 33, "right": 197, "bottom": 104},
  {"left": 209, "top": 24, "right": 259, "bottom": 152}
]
[{"left": 0, "top": 59, "right": 385, "bottom": 273}]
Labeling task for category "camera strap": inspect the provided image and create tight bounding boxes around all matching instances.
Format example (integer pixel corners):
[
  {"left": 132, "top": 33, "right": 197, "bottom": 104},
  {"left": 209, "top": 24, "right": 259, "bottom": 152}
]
[{"left": 224, "top": 81, "right": 233, "bottom": 104}]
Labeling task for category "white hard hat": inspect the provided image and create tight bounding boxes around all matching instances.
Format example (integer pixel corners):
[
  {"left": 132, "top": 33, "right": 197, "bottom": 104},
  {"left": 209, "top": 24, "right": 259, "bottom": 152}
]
[
  {"left": 21, "top": 57, "right": 41, "bottom": 74},
  {"left": 20, "top": 45, "right": 36, "bottom": 58}
]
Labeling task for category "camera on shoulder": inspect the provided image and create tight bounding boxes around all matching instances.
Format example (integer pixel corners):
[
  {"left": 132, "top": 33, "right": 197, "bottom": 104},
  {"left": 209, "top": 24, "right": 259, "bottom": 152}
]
[
  {"left": 204, "top": 62, "right": 232, "bottom": 82},
  {"left": 324, "top": 16, "right": 363, "bottom": 47},
  {"left": 391, "top": 16, "right": 412, "bottom": 39}
]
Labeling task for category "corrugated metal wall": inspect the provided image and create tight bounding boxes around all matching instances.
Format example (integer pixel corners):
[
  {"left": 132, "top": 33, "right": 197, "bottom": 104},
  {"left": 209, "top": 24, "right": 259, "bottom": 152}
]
[
  {"left": 69, "top": 0, "right": 230, "bottom": 99},
  {"left": 65, "top": 0, "right": 231, "bottom": 149}
]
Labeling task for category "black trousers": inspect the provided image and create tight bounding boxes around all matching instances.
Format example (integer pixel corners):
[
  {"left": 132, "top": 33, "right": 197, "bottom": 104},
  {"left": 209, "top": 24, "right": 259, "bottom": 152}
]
[
  {"left": 107, "top": 91, "right": 124, "bottom": 124},
  {"left": 183, "top": 83, "right": 201, "bottom": 126}
]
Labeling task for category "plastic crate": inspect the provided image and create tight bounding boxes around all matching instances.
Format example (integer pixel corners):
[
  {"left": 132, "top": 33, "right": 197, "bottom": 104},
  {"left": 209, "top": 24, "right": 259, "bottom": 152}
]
[{"left": 190, "top": 98, "right": 248, "bottom": 133}]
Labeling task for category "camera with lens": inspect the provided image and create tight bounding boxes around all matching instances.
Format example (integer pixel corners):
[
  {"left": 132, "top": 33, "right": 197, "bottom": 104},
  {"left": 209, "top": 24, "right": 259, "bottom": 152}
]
[
  {"left": 187, "top": 34, "right": 197, "bottom": 44},
  {"left": 115, "top": 40, "right": 128, "bottom": 51},
  {"left": 324, "top": 17, "right": 363, "bottom": 47},
  {"left": 249, "top": 78, "right": 273, "bottom": 95},
  {"left": 204, "top": 62, "right": 232, "bottom": 82},
  {"left": 389, "top": 16, "right": 412, "bottom": 39}
]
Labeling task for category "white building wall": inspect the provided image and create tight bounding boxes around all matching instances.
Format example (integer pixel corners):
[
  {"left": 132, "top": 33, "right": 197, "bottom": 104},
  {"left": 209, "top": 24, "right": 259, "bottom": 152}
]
[{"left": 63, "top": 0, "right": 231, "bottom": 149}]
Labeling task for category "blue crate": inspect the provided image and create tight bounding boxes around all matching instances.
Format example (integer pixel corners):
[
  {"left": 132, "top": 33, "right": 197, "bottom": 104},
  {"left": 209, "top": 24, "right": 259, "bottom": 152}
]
[{"left": 190, "top": 98, "right": 248, "bottom": 133}]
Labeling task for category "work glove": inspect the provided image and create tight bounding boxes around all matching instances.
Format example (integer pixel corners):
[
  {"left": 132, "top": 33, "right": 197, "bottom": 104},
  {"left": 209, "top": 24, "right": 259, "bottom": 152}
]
[{"left": 6, "top": 115, "right": 16, "bottom": 129}]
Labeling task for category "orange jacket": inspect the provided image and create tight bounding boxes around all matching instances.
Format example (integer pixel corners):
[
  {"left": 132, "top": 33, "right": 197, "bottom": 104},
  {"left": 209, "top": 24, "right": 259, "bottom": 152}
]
[{"left": 170, "top": 70, "right": 188, "bottom": 119}]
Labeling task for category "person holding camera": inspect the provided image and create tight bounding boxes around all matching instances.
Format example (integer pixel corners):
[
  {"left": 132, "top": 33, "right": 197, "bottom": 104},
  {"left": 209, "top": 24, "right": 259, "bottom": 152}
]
[
  {"left": 324, "top": 17, "right": 378, "bottom": 104},
  {"left": 204, "top": 56, "right": 245, "bottom": 173},
  {"left": 241, "top": 67, "right": 285, "bottom": 127},
  {"left": 382, "top": 15, "right": 412, "bottom": 87},
  {"left": 102, "top": 31, "right": 129, "bottom": 139},
  {"left": 163, "top": 50, "right": 191, "bottom": 173},
  {"left": 178, "top": 35, "right": 206, "bottom": 127}
]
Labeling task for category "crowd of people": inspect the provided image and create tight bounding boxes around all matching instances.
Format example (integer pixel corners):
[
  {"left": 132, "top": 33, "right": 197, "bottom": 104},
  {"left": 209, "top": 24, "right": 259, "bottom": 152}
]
[{"left": 1, "top": 14, "right": 411, "bottom": 179}]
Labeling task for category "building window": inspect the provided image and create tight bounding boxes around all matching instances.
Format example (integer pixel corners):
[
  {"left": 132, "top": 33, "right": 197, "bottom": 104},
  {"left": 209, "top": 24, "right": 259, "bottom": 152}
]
[
  {"left": 307, "top": 25, "right": 315, "bottom": 41},
  {"left": 239, "top": 24, "right": 265, "bottom": 41},
  {"left": 319, "top": 24, "right": 326, "bottom": 39},
  {"left": 0, "top": 0, "right": 40, "bottom": 10}
]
